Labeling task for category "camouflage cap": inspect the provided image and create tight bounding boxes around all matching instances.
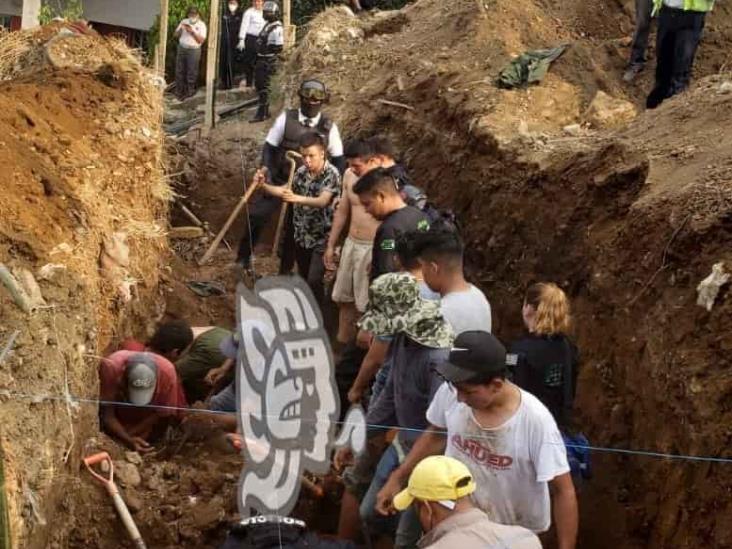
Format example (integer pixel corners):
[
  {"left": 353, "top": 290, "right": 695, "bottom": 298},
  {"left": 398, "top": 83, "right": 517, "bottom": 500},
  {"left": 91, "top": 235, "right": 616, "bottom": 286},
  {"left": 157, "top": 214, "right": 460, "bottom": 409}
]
[{"left": 358, "top": 272, "right": 454, "bottom": 349}]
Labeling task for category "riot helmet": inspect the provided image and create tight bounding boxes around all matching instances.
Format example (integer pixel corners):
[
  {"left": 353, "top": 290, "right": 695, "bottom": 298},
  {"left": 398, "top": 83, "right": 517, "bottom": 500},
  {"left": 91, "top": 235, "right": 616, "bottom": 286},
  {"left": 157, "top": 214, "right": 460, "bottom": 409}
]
[
  {"left": 298, "top": 79, "right": 328, "bottom": 118},
  {"left": 263, "top": 1, "right": 280, "bottom": 21}
]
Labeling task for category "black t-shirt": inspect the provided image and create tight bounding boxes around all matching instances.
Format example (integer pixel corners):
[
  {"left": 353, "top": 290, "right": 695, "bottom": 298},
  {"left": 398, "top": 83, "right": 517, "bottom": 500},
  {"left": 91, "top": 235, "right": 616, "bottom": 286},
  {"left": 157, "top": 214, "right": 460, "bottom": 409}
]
[
  {"left": 508, "top": 333, "right": 579, "bottom": 429},
  {"left": 371, "top": 205, "right": 430, "bottom": 281}
]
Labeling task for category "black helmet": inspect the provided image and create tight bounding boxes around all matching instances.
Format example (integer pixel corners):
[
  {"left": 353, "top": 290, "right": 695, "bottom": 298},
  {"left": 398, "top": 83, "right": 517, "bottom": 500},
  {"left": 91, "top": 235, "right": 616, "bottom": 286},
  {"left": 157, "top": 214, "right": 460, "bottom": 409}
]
[
  {"left": 263, "top": 0, "right": 280, "bottom": 21},
  {"left": 298, "top": 79, "right": 329, "bottom": 103}
]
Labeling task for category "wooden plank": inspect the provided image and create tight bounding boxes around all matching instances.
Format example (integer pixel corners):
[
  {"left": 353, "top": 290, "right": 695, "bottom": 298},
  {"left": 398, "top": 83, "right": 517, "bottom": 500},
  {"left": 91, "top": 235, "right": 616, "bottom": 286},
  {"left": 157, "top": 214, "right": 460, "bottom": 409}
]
[
  {"left": 0, "top": 439, "right": 10, "bottom": 549},
  {"left": 158, "top": 0, "right": 169, "bottom": 78},
  {"left": 203, "top": 0, "right": 221, "bottom": 131}
]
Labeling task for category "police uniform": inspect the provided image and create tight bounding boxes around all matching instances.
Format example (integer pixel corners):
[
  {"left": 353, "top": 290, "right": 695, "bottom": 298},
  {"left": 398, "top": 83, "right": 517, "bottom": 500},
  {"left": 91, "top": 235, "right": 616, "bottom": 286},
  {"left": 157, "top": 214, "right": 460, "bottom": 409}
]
[
  {"left": 253, "top": 20, "right": 284, "bottom": 118},
  {"left": 236, "top": 108, "right": 344, "bottom": 271}
]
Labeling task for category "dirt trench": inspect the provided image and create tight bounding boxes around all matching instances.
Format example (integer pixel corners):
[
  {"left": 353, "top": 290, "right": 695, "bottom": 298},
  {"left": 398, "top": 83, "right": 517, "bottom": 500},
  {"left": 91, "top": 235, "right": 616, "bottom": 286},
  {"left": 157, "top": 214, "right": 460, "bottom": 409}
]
[
  {"left": 5, "top": 2, "right": 732, "bottom": 548},
  {"left": 331, "top": 80, "right": 732, "bottom": 549},
  {"left": 116, "top": 73, "right": 732, "bottom": 548},
  {"left": 271, "top": 0, "right": 732, "bottom": 545}
]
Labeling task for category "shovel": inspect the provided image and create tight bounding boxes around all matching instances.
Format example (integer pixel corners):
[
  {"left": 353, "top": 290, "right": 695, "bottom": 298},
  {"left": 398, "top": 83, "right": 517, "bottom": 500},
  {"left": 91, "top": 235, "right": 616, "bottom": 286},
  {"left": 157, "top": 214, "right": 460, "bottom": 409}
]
[
  {"left": 83, "top": 452, "right": 147, "bottom": 549},
  {"left": 198, "top": 176, "right": 262, "bottom": 265},
  {"left": 271, "top": 150, "right": 302, "bottom": 259}
]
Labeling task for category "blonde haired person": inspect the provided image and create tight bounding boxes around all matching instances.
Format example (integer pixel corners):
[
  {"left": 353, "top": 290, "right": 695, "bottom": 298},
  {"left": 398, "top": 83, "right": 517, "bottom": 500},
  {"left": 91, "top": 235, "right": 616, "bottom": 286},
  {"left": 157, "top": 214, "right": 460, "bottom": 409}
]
[{"left": 508, "top": 283, "right": 579, "bottom": 430}]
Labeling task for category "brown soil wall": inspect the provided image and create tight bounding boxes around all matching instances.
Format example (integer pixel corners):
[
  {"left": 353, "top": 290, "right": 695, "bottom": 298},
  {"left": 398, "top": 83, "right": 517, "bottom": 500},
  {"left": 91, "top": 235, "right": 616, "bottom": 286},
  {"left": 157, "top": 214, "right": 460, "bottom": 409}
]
[
  {"left": 0, "top": 28, "right": 168, "bottom": 547},
  {"left": 282, "top": 2, "right": 732, "bottom": 546}
]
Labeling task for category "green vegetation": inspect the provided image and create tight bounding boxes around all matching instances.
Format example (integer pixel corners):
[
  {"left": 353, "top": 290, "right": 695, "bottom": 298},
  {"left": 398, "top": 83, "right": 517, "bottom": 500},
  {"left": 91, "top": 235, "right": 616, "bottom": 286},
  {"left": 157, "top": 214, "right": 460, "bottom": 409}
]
[
  {"left": 147, "top": 0, "right": 410, "bottom": 77},
  {"left": 38, "top": 0, "right": 84, "bottom": 24},
  {"left": 148, "top": 0, "right": 211, "bottom": 78}
]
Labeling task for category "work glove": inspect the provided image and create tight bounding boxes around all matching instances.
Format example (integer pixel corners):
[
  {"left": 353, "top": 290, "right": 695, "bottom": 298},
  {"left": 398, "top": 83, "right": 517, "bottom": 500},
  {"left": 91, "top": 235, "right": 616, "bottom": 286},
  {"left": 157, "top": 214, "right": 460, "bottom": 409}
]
[{"left": 237, "top": 38, "right": 246, "bottom": 51}]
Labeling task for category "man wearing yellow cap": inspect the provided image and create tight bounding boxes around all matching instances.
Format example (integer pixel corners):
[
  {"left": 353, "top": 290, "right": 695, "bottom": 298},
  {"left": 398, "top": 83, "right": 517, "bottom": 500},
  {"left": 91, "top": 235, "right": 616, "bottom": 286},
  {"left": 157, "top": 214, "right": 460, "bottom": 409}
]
[
  {"left": 394, "top": 456, "right": 540, "bottom": 548},
  {"left": 376, "top": 331, "right": 578, "bottom": 549}
]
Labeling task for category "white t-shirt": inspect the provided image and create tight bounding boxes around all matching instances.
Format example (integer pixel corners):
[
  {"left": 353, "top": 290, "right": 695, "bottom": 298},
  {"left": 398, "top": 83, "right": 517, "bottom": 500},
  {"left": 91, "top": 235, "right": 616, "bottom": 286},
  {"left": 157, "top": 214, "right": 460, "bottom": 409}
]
[
  {"left": 240, "top": 7, "right": 265, "bottom": 38},
  {"left": 441, "top": 284, "right": 492, "bottom": 334},
  {"left": 426, "top": 385, "right": 569, "bottom": 533},
  {"left": 265, "top": 110, "right": 344, "bottom": 157},
  {"left": 178, "top": 19, "right": 207, "bottom": 49}
]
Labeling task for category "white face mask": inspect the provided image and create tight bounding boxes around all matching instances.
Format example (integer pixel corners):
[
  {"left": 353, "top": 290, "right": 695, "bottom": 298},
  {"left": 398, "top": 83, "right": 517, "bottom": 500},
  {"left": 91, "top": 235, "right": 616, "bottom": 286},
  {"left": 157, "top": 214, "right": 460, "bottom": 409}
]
[
  {"left": 228, "top": 3, "right": 238, "bottom": 12},
  {"left": 188, "top": 15, "right": 198, "bottom": 23}
]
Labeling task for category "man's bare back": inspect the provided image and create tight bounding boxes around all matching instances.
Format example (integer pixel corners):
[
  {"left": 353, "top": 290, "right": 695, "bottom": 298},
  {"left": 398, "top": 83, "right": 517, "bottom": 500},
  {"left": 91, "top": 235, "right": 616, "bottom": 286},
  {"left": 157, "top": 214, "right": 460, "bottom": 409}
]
[{"left": 342, "top": 169, "right": 380, "bottom": 241}]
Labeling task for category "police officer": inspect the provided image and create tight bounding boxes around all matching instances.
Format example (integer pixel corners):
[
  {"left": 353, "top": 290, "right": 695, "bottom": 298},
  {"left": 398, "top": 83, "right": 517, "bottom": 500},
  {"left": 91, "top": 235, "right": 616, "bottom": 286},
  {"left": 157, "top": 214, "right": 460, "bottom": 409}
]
[
  {"left": 237, "top": 79, "right": 346, "bottom": 272},
  {"left": 250, "top": 1, "right": 283, "bottom": 122}
]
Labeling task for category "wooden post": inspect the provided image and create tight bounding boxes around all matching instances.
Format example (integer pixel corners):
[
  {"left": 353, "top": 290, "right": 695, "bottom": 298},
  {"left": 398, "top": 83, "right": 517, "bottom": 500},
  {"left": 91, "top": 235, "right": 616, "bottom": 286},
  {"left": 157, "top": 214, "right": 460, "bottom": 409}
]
[
  {"left": 0, "top": 440, "right": 10, "bottom": 549},
  {"left": 204, "top": 0, "right": 221, "bottom": 131},
  {"left": 283, "top": 0, "right": 295, "bottom": 49},
  {"left": 158, "top": 0, "right": 169, "bottom": 78},
  {"left": 21, "top": 0, "right": 41, "bottom": 29}
]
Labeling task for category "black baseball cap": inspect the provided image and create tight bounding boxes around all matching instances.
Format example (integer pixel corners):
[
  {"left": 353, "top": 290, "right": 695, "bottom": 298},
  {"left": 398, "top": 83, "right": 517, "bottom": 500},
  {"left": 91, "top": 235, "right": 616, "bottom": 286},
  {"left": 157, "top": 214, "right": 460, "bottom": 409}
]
[{"left": 435, "top": 331, "right": 507, "bottom": 383}]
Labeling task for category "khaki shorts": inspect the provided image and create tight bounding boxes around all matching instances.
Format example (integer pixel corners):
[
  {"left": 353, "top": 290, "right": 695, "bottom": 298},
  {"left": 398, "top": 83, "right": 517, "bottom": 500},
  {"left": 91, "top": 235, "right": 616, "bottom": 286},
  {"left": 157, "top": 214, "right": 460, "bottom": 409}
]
[{"left": 331, "top": 236, "right": 372, "bottom": 312}]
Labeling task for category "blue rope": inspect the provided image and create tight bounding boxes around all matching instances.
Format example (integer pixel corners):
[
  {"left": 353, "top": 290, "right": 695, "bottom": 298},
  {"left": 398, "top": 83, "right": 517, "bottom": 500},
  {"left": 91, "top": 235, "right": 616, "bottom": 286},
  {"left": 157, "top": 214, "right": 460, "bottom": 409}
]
[{"left": 3, "top": 390, "right": 732, "bottom": 464}]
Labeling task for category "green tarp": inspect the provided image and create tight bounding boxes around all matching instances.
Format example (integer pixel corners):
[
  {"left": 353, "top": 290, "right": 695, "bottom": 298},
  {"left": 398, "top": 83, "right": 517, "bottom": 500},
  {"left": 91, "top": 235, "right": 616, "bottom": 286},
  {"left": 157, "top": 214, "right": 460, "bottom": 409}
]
[{"left": 497, "top": 44, "right": 570, "bottom": 89}]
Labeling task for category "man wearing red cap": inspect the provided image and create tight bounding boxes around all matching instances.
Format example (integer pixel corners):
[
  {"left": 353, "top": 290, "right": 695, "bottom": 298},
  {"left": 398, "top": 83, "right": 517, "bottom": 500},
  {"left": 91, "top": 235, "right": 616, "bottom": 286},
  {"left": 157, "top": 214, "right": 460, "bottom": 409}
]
[{"left": 99, "top": 351, "right": 187, "bottom": 453}]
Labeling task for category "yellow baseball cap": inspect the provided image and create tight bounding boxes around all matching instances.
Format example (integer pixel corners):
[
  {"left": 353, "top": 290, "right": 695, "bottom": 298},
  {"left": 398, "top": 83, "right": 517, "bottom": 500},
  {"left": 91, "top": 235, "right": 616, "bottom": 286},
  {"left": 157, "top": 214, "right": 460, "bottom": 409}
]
[{"left": 393, "top": 456, "right": 476, "bottom": 511}]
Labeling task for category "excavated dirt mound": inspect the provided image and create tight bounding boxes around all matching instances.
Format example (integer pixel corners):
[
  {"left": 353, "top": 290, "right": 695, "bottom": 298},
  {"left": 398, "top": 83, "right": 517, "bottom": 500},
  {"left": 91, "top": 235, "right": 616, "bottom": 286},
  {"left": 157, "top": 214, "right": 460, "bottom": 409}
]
[
  {"left": 279, "top": 1, "right": 732, "bottom": 547},
  {"left": 0, "top": 25, "right": 168, "bottom": 547}
]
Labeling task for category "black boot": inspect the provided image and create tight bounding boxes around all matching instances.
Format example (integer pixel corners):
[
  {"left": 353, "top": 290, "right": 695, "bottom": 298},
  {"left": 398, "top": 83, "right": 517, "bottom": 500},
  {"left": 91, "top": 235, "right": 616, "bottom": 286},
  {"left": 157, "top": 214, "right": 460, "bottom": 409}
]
[{"left": 249, "top": 103, "right": 267, "bottom": 123}]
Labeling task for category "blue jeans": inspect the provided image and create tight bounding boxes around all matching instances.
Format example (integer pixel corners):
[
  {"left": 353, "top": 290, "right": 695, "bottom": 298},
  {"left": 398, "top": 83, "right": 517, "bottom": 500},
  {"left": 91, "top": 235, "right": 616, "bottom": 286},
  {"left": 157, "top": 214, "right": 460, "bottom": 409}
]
[
  {"left": 368, "top": 355, "right": 393, "bottom": 409},
  {"left": 209, "top": 383, "right": 236, "bottom": 412},
  {"left": 359, "top": 444, "right": 422, "bottom": 549}
]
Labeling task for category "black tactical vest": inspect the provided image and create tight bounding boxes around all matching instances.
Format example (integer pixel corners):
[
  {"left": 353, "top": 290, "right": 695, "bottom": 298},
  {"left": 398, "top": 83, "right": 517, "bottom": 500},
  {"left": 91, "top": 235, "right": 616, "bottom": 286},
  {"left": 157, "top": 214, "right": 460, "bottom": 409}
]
[
  {"left": 280, "top": 109, "right": 332, "bottom": 152},
  {"left": 256, "top": 21, "right": 282, "bottom": 56}
]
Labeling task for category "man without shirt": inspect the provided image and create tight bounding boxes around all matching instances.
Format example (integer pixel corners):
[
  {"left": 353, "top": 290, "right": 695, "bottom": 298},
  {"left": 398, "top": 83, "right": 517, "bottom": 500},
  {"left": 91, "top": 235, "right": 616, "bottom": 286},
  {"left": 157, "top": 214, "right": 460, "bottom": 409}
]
[
  {"left": 325, "top": 139, "right": 381, "bottom": 343},
  {"left": 375, "top": 331, "right": 579, "bottom": 549}
]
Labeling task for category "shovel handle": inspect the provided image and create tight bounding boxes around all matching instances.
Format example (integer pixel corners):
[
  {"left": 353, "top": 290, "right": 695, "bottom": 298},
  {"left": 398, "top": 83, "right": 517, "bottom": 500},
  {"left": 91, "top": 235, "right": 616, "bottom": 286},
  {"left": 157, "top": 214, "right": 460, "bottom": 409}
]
[
  {"left": 198, "top": 179, "right": 261, "bottom": 265},
  {"left": 271, "top": 153, "right": 301, "bottom": 259},
  {"left": 83, "top": 451, "right": 111, "bottom": 466},
  {"left": 111, "top": 492, "right": 146, "bottom": 549},
  {"left": 83, "top": 452, "right": 114, "bottom": 485}
]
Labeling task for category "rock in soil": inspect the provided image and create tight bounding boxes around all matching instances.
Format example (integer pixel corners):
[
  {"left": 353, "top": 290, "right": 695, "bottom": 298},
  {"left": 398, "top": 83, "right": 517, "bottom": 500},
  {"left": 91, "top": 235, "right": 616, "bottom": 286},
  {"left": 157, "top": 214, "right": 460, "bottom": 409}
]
[
  {"left": 124, "top": 489, "right": 143, "bottom": 514},
  {"left": 125, "top": 451, "right": 143, "bottom": 465},
  {"left": 585, "top": 91, "right": 638, "bottom": 130},
  {"left": 114, "top": 462, "right": 142, "bottom": 488}
]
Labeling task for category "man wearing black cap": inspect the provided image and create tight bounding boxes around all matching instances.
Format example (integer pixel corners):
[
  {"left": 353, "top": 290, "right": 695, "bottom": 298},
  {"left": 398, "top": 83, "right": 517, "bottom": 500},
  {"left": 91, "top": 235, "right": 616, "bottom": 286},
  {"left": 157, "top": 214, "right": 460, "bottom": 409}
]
[{"left": 375, "top": 331, "right": 578, "bottom": 549}]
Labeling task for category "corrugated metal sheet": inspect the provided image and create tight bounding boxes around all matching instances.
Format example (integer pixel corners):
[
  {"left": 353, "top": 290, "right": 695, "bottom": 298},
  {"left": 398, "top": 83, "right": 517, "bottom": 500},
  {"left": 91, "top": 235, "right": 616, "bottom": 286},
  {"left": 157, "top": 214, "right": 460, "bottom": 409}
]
[
  {"left": 0, "top": 0, "right": 22, "bottom": 17},
  {"left": 0, "top": 0, "right": 158, "bottom": 30}
]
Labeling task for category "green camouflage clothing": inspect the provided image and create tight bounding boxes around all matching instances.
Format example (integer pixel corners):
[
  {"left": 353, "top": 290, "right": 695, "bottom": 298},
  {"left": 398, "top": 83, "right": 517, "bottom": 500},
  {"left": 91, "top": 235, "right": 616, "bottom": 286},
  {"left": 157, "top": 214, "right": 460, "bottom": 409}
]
[
  {"left": 291, "top": 162, "right": 341, "bottom": 251},
  {"left": 358, "top": 272, "right": 454, "bottom": 348}
]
